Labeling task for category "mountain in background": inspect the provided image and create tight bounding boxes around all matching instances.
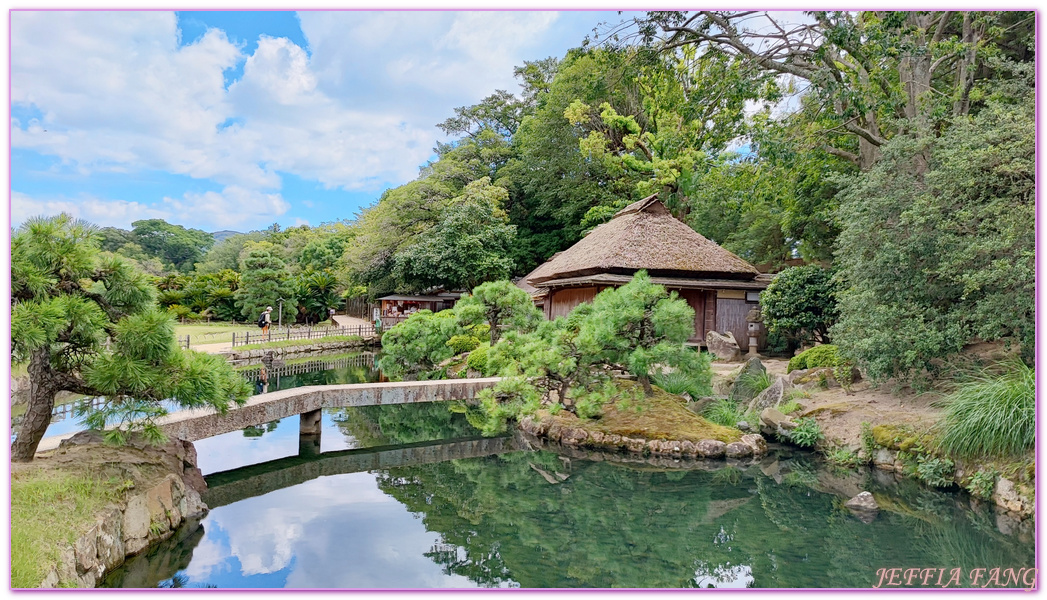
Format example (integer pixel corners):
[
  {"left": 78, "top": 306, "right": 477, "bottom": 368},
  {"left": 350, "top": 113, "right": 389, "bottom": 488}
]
[{"left": 211, "top": 230, "right": 242, "bottom": 242}]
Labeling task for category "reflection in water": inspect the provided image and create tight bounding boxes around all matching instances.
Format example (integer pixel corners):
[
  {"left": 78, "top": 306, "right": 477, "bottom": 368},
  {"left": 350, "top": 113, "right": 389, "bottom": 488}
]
[{"left": 103, "top": 426, "right": 1034, "bottom": 588}]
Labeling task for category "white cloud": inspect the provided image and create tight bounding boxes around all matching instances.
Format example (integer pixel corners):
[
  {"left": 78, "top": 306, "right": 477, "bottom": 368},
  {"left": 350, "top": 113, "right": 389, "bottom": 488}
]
[
  {"left": 11, "top": 191, "right": 171, "bottom": 228},
  {"left": 12, "top": 186, "right": 290, "bottom": 231},
  {"left": 11, "top": 10, "right": 572, "bottom": 230}
]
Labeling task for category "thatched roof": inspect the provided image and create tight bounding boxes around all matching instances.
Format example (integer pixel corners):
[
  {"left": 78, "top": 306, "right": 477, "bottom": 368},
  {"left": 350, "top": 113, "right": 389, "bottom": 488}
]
[{"left": 527, "top": 195, "right": 759, "bottom": 285}]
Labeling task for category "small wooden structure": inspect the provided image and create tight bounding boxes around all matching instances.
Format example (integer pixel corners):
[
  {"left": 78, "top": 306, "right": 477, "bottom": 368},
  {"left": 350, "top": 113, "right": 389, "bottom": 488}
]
[
  {"left": 377, "top": 293, "right": 460, "bottom": 330},
  {"left": 520, "top": 195, "right": 772, "bottom": 349}
]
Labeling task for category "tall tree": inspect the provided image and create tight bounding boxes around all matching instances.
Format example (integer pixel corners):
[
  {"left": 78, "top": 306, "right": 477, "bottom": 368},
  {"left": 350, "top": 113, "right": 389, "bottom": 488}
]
[
  {"left": 391, "top": 178, "right": 517, "bottom": 292},
  {"left": 131, "top": 218, "right": 215, "bottom": 272},
  {"left": 236, "top": 241, "right": 296, "bottom": 321},
  {"left": 831, "top": 81, "right": 1034, "bottom": 380},
  {"left": 633, "top": 10, "right": 1034, "bottom": 171},
  {"left": 10, "top": 214, "right": 249, "bottom": 461}
]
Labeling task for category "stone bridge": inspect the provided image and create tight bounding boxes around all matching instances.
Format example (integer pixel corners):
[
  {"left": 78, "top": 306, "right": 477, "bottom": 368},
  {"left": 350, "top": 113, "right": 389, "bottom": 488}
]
[
  {"left": 203, "top": 436, "right": 517, "bottom": 508},
  {"left": 35, "top": 378, "right": 501, "bottom": 453}
]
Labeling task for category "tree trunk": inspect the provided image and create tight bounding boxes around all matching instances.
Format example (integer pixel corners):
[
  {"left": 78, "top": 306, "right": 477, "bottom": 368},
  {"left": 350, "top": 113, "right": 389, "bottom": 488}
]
[
  {"left": 11, "top": 349, "right": 60, "bottom": 462},
  {"left": 638, "top": 372, "right": 654, "bottom": 397}
]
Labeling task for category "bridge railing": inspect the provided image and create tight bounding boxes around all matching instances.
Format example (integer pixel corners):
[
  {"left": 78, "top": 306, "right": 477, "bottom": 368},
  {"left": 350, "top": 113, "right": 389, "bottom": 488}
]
[{"left": 231, "top": 324, "right": 376, "bottom": 348}]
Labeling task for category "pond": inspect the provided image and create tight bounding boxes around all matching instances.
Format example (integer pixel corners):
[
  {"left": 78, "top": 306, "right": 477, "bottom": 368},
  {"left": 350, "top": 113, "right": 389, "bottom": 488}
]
[{"left": 100, "top": 398, "right": 1034, "bottom": 589}]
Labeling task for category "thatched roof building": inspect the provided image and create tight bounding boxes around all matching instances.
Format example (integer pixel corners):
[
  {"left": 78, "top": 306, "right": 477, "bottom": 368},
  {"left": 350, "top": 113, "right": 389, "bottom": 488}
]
[{"left": 522, "top": 195, "right": 772, "bottom": 348}]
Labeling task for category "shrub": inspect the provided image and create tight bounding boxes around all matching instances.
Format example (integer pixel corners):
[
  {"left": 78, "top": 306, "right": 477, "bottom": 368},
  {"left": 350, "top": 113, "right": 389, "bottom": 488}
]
[
  {"left": 446, "top": 334, "right": 481, "bottom": 354},
  {"left": 166, "top": 304, "right": 198, "bottom": 321},
  {"left": 915, "top": 455, "right": 955, "bottom": 488},
  {"left": 934, "top": 360, "right": 1034, "bottom": 458},
  {"left": 860, "top": 422, "right": 876, "bottom": 459},
  {"left": 825, "top": 447, "right": 862, "bottom": 468},
  {"left": 734, "top": 370, "right": 775, "bottom": 398},
  {"left": 966, "top": 468, "right": 998, "bottom": 500},
  {"left": 787, "top": 418, "right": 823, "bottom": 448},
  {"left": 787, "top": 344, "right": 840, "bottom": 373},
  {"left": 651, "top": 369, "right": 713, "bottom": 400},
  {"left": 466, "top": 343, "right": 490, "bottom": 374},
  {"left": 760, "top": 265, "right": 839, "bottom": 346},
  {"left": 703, "top": 400, "right": 756, "bottom": 429},
  {"left": 777, "top": 399, "right": 801, "bottom": 415}
]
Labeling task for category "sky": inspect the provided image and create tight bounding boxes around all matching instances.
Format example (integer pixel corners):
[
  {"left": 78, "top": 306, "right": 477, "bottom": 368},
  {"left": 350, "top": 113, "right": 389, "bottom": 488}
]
[{"left": 10, "top": 9, "right": 638, "bottom": 233}]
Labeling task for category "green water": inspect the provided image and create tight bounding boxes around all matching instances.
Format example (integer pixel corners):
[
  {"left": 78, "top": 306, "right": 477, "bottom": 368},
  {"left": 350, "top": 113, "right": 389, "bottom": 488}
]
[{"left": 102, "top": 401, "right": 1034, "bottom": 589}]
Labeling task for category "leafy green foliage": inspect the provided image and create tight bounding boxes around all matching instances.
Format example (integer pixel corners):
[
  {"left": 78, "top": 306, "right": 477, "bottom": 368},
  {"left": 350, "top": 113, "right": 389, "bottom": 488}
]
[
  {"left": 786, "top": 418, "right": 823, "bottom": 448},
  {"left": 650, "top": 367, "right": 712, "bottom": 400},
  {"left": 130, "top": 219, "right": 214, "bottom": 272},
  {"left": 787, "top": 345, "right": 841, "bottom": 373},
  {"left": 965, "top": 469, "right": 998, "bottom": 500},
  {"left": 10, "top": 214, "right": 249, "bottom": 460},
  {"left": 236, "top": 242, "right": 296, "bottom": 321},
  {"left": 295, "top": 270, "right": 340, "bottom": 324},
  {"left": 447, "top": 335, "right": 481, "bottom": 354},
  {"left": 915, "top": 455, "right": 956, "bottom": 488},
  {"left": 454, "top": 280, "right": 541, "bottom": 344},
  {"left": 466, "top": 343, "right": 490, "bottom": 374},
  {"left": 934, "top": 360, "right": 1034, "bottom": 459},
  {"left": 702, "top": 399, "right": 756, "bottom": 429},
  {"left": 378, "top": 310, "right": 463, "bottom": 381},
  {"left": 761, "top": 266, "right": 838, "bottom": 346},
  {"left": 831, "top": 88, "right": 1034, "bottom": 380},
  {"left": 733, "top": 370, "right": 774, "bottom": 399},
  {"left": 825, "top": 447, "right": 862, "bottom": 468},
  {"left": 392, "top": 178, "right": 517, "bottom": 291}
]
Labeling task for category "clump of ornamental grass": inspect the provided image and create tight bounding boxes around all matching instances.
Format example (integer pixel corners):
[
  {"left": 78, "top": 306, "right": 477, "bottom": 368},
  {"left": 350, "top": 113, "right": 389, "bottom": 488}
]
[{"left": 934, "top": 360, "right": 1034, "bottom": 459}]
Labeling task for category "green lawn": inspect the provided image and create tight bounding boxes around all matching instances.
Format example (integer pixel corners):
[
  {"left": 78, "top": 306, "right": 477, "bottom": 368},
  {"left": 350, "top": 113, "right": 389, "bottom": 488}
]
[
  {"left": 173, "top": 323, "right": 260, "bottom": 347},
  {"left": 11, "top": 467, "right": 122, "bottom": 588}
]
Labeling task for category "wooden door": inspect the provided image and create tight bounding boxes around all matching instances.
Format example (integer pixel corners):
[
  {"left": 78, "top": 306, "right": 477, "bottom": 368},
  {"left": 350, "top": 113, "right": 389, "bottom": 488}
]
[{"left": 715, "top": 298, "right": 751, "bottom": 351}]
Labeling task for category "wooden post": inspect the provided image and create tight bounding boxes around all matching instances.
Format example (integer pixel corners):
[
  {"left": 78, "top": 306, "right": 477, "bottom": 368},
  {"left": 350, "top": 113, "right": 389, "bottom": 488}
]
[{"left": 232, "top": 332, "right": 236, "bottom": 347}]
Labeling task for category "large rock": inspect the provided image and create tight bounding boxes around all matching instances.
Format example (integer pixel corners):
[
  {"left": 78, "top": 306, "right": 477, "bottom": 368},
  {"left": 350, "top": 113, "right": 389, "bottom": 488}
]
[
  {"left": 741, "top": 434, "right": 768, "bottom": 456},
  {"left": 715, "top": 356, "right": 766, "bottom": 400},
  {"left": 725, "top": 442, "right": 753, "bottom": 459},
  {"left": 844, "top": 491, "right": 879, "bottom": 523},
  {"left": 747, "top": 376, "right": 790, "bottom": 414},
  {"left": 993, "top": 478, "right": 1028, "bottom": 514},
  {"left": 759, "top": 407, "right": 797, "bottom": 437},
  {"left": 844, "top": 491, "right": 879, "bottom": 512},
  {"left": 706, "top": 330, "right": 742, "bottom": 362},
  {"left": 695, "top": 439, "right": 727, "bottom": 458}
]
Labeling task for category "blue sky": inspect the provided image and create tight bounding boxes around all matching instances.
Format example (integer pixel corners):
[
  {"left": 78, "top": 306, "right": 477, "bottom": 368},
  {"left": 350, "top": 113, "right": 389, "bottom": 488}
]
[{"left": 10, "top": 10, "right": 636, "bottom": 233}]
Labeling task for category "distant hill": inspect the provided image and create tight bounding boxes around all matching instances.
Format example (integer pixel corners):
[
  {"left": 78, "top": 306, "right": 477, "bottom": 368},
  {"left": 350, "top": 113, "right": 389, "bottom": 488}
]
[{"left": 211, "top": 230, "right": 242, "bottom": 242}]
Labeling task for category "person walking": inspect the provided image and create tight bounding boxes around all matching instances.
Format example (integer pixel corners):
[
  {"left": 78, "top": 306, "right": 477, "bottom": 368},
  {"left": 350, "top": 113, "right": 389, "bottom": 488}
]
[{"left": 261, "top": 306, "right": 273, "bottom": 336}]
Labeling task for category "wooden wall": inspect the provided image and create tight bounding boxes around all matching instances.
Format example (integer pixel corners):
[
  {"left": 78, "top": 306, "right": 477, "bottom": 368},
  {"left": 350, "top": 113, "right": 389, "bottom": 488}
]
[
  {"left": 546, "top": 287, "right": 599, "bottom": 319},
  {"left": 715, "top": 297, "right": 752, "bottom": 351},
  {"left": 676, "top": 289, "right": 716, "bottom": 343}
]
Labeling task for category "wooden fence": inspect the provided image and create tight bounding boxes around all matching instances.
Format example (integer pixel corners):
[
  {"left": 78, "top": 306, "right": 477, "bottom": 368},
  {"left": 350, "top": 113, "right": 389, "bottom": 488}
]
[
  {"left": 239, "top": 353, "right": 377, "bottom": 381},
  {"left": 177, "top": 324, "right": 377, "bottom": 350}
]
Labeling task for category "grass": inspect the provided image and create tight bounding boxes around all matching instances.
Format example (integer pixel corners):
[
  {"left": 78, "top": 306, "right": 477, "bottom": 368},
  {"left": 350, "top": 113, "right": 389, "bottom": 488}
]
[
  {"left": 650, "top": 370, "right": 712, "bottom": 400},
  {"left": 234, "top": 335, "right": 363, "bottom": 351},
  {"left": 547, "top": 380, "right": 743, "bottom": 444},
  {"left": 11, "top": 467, "right": 122, "bottom": 588},
  {"left": 702, "top": 399, "right": 759, "bottom": 430},
  {"left": 934, "top": 360, "right": 1034, "bottom": 458},
  {"left": 733, "top": 370, "right": 775, "bottom": 399},
  {"left": 173, "top": 322, "right": 258, "bottom": 347}
]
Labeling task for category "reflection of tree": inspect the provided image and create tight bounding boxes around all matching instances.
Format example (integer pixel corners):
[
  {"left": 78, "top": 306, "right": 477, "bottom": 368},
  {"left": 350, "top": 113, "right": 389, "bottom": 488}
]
[
  {"left": 331, "top": 403, "right": 478, "bottom": 447},
  {"left": 242, "top": 420, "right": 280, "bottom": 438},
  {"left": 374, "top": 453, "right": 1034, "bottom": 588}
]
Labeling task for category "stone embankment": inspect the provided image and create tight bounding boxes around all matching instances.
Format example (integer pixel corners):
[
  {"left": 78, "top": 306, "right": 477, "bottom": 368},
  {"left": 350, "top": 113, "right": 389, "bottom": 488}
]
[
  {"left": 712, "top": 355, "right": 1035, "bottom": 521},
  {"left": 518, "top": 415, "right": 768, "bottom": 460},
  {"left": 224, "top": 337, "right": 375, "bottom": 362},
  {"left": 36, "top": 432, "right": 208, "bottom": 588}
]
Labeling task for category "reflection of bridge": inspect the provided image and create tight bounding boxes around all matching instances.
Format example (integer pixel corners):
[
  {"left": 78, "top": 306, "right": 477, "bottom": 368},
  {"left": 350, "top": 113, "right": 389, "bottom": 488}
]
[
  {"left": 203, "top": 436, "right": 516, "bottom": 508},
  {"left": 35, "top": 378, "right": 501, "bottom": 453},
  {"left": 239, "top": 353, "right": 377, "bottom": 381}
]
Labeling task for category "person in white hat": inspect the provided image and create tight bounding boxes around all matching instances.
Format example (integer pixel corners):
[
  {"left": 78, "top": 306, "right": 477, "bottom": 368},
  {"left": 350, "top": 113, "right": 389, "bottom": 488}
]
[{"left": 261, "top": 306, "right": 273, "bottom": 335}]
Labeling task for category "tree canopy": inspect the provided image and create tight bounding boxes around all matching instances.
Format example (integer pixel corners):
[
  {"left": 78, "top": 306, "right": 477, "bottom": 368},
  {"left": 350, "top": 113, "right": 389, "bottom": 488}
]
[{"left": 10, "top": 214, "right": 249, "bottom": 461}]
